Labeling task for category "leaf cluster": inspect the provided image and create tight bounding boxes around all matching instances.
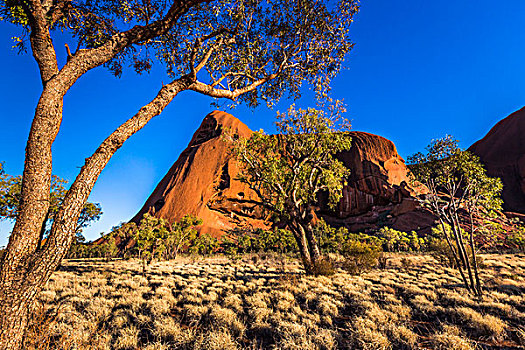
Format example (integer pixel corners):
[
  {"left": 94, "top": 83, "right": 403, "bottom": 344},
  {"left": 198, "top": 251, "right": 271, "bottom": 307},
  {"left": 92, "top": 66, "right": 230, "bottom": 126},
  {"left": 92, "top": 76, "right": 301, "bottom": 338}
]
[
  {"left": 1, "top": 0, "right": 358, "bottom": 107},
  {"left": 231, "top": 104, "right": 352, "bottom": 221},
  {"left": 0, "top": 162, "right": 102, "bottom": 237}
]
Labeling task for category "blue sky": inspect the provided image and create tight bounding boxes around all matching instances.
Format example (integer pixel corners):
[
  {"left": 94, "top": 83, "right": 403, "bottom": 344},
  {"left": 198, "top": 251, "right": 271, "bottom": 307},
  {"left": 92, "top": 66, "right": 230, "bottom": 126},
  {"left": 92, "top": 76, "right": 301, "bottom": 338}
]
[{"left": 1, "top": 0, "right": 525, "bottom": 245}]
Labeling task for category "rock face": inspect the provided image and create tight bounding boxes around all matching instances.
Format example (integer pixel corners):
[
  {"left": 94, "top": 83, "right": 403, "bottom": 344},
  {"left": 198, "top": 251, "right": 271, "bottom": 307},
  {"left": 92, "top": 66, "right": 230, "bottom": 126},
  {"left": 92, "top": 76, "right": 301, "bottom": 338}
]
[
  {"left": 131, "top": 111, "right": 264, "bottom": 236},
  {"left": 469, "top": 107, "right": 525, "bottom": 213},
  {"left": 132, "top": 111, "right": 432, "bottom": 234}
]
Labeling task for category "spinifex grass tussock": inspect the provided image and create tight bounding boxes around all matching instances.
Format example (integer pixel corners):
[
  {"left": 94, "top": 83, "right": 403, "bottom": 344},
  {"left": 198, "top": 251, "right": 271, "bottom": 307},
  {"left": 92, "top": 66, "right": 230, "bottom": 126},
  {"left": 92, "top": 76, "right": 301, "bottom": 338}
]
[{"left": 25, "top": 253, "right": 525, "bottom": 349}]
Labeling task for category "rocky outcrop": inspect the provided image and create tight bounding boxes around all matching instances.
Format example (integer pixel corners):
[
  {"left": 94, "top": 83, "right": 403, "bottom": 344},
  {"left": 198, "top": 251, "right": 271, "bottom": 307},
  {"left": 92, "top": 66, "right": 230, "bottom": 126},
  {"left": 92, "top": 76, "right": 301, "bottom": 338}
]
[
  {"left": 131, "top": 111, "right": 266, "bottom": 236},
  {"left": 330, "top": 131, "right": 419, "bottom": 216},
  {"left": 132, "top": 111, "right": 432, "bottom": 234},
  {"left": 469, "top": 106, "right": 525, "bottom": 213}
]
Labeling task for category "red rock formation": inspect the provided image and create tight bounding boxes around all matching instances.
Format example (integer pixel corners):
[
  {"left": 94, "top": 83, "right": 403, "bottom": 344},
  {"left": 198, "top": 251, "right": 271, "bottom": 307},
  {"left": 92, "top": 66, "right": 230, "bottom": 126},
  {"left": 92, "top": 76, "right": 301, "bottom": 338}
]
[
  {"left": 131, "top": 111, "right": 265, "bottom": 236},
  {"left": 469, "top": 106, "right": 525, "bottom": 213},
  {"left": 331, "top": 131, "right": 419, "bottom": 217},
  {"left": 132, "top": 111, "right": 431, "bottom": 234}
]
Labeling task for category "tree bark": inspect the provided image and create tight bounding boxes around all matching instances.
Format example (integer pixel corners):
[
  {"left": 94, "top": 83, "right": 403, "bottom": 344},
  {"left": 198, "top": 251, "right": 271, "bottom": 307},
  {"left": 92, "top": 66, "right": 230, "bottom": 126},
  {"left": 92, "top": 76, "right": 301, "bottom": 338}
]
[
  {"left": 304, "top": 222, "right": 321, "bottom": 266},
  {"left": 0, "top": 76, "right": 191, "bottom": 350},
  {"left": 290, "top": 221, "right": 313, "bottom": 273}
]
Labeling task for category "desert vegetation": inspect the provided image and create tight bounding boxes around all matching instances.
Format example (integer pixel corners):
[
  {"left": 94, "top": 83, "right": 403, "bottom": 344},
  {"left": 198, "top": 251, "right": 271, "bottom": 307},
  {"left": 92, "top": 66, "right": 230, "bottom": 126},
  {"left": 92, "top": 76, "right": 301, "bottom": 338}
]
[
  {"left": 25, "top": 253, "right": 525, "bottom": 350},
  {"left": 0, "top": 0, "right": 359, "bottom": 346},
  {"left": 1, "top": 0, "right": 524, "bottom": 348}
]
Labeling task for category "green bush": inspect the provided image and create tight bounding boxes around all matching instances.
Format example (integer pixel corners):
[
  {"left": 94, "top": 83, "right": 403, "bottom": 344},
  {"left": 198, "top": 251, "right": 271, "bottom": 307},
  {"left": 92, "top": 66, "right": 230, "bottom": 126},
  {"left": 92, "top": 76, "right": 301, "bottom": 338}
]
[
  {"left": 190, "top": 233, "right": 219, "bottom": 256},
  {"left": 374, "top": 227, "right": 424, "bottom": 252},
  {"left": 227, "top": 227, "right": 297, "bottom": 254},
  {"left": 341, "top": 240, "right": 382, "bottom": 275},
  {"left": 506, "top": 226, "right": 525, "bottom": 252}
]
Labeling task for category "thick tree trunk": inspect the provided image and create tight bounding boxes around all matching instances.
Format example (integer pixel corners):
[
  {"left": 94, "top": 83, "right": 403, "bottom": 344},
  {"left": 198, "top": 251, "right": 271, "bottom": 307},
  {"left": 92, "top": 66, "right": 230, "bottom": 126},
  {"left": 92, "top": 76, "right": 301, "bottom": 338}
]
[
  {"left": 0, "top": 77, "right": 191, "bottom": 350},
  {"left": 0, "top": 276, "right": 37, "bottom": 350}
]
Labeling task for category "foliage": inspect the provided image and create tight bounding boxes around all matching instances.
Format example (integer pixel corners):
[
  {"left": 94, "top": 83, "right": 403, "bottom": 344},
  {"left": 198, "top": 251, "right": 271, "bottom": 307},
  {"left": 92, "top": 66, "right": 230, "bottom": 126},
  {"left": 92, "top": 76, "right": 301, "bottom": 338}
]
[
  {"left": 408, "top": 135, "right": 503, "bottom": 296},
  {"left": 231, "top": 103, "right": 352, "bottom": 272},
  {"left": 1, "top": 0, "right": 358, "bottom": 106},
  {"left": 232, "top": 104, "right": 352, "bottom": 217},
  {"left": 506, "top": 226, "right": 525, "bottom": 252},
  {"left": 341, "top": 239, "right": 383, "bottom": 275},
  {"left": 0, "top": 163, "right": 102, "bottom": 240},
  {"left": 311, "top": 219, "right": 383, "bottom": 275},
  {"left": 375, "top": 227, "right": 425, "bottom": 252},
  {"left": 189, "top": 233, "right": 220, "bottom": 256},
  {"left": 164, "top": 215, "right": 202, "bottom": 259},
  {"left": 132, "top": 214, "right": 202, "bottom": 262},
  {"left": 230, "top": 227, "right": 298, "bottom": 254}
]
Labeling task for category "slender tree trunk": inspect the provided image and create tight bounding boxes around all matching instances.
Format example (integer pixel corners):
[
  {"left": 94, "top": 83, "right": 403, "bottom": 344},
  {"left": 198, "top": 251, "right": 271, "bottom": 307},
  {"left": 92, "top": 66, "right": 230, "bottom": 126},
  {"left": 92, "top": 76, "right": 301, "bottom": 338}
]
[
  {"left": 468, "top": 212, "right": 483, "bottom": 296},
  {"left": 304, "top": 222, "right": 321, "bottom": 265},
  {"left": 439, "top": 220, "right": 471, "bottom": 293},
  {"left": 451, "top": 212, "right": 476, "bottom": 292}
]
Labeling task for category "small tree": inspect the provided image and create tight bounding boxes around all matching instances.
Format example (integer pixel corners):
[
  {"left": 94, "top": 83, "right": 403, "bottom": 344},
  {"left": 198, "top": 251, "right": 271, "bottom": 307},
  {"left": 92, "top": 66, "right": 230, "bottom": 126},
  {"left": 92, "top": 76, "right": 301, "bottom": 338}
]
[
  {"left": 230, "top": 104, "right": 352, "bottom": 274},
  {"left": 0, "top": 163, "right": 102, "bottom": 245},
  {"left": 408, "top": 136, "right": 503, "bottom": 296},
  {"left": 133, "top": 213, "right": 170, "bottom": 274},
  {"left": 164, "top": 215, "right": 202, "bottom": 259}
]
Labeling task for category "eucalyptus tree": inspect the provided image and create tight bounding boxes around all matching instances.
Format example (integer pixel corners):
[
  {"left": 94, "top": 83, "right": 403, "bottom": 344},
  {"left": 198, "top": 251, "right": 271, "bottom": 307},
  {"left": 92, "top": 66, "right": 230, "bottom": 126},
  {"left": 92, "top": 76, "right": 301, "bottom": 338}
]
[
  {"left": 230, "top": 104, "right": 352, "bottom": 273},
  {"left": 0, "top": 164, "right": 102, "bottom": 243},
  {"left": 0, "top": 0, "right": 359, "bottom": 347},
  {"left": 408, "top": 136, "right": 503, "bottom": 296}
]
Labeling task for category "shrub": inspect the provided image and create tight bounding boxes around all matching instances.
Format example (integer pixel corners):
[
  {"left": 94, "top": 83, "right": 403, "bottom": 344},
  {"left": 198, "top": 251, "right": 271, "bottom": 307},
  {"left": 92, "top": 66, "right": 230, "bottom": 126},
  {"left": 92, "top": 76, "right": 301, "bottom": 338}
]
[
  {"left": 227, "top": 227, "right": 297, "bottom": 254},
  {"left": 341, "top": 240, "right": 382, "bottom": 275},
  {"left": 506, "top": 226, "right": 525, "bottom": 252},
  {"left": 375, "top": 227, "right": 424, "bottom": 252},
  {"left": 310, "top": 259, "right": 336, "bottom": 276},
  {"left": 190, "top": 233, "right": 219, "bottom": 256}
]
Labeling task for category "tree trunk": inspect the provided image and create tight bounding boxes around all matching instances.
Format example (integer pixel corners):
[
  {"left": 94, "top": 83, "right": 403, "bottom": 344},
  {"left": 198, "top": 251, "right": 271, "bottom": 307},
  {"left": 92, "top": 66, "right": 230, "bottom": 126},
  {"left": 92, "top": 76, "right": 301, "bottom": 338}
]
[
  {"left": 0, "top": 286, "right": 32, "bottom": 350},
  {"left": 439, "top": 220, "right": 471, "bottom": 293},
  {"left": 468, "top": 212, "right": 483, "bottom": 296},
  {"left": 304, "top": 222, "right": 321, "bottom": 264},
  {"left": 451, "top": 214, "right": 476, "bottom": 293},
  {"left": 289, "top": 221, "right": 313, "bottom": 273}
]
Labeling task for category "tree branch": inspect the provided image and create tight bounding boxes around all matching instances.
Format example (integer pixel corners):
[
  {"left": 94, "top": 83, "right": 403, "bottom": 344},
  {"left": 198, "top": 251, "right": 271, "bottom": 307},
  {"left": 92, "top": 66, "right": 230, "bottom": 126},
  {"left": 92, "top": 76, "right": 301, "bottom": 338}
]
[
  {"left": 22, "top": 0, "right": 59, "bottom": 84},
  {"left": 30, "top": 75, "right": 193, "bottom": 281}
]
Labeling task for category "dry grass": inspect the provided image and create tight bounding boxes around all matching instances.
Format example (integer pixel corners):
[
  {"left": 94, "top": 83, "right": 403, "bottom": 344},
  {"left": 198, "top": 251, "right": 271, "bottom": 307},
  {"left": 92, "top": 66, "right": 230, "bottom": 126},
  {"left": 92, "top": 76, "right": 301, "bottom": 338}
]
[{"left": 25, "top": 253, "right": 525, "bottom": 349}]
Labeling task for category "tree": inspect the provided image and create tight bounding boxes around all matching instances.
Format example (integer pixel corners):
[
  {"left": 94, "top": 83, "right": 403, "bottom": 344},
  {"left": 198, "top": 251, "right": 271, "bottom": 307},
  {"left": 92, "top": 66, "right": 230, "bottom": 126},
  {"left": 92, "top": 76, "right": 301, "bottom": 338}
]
[
  {"left": 0, "top": 163, "right": 102, "bottom": 245},
  {"left": 133, "top": 213, "right": 202, "bottom": 272},
  {"left": 0, "top": 0, "right": 359, "bottom": 347},
  {"left": 230, "top": 104, "right": 352, "bottom": 273},
  {"left": 408, "top": 136, "right": 503, "bottom": 296},
  {"left": 164, "top": 214, "right": 202, "bottom": 259},
  {"left": 133, "top": 213, "right": 170, "bottom": 274}
]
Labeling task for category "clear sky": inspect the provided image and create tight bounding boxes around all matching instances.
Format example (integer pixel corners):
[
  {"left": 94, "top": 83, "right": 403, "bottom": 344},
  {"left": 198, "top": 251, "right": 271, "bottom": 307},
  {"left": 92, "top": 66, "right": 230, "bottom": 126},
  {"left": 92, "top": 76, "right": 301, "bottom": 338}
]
[{"left": 1, "top": 0, "right": 525, "bottom": 245}]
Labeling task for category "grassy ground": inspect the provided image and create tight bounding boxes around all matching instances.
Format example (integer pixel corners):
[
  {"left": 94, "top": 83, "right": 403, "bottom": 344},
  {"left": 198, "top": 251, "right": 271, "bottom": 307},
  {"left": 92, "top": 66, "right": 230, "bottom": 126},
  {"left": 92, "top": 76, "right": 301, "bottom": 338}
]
[{"left": 26, "top": 253, "right": 525, "bottom": 350}]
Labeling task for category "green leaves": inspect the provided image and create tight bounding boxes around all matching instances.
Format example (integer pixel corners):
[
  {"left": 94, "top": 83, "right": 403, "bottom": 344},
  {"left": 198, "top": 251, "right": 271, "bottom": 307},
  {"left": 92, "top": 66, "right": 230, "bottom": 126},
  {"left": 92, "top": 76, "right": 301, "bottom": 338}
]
[
  {"left": 133, "top": 213, "right": 203, "bottom": 260},
  {"left": 231, "top": 104, "right": 351, "bottom": 223},
  {"left": 407, "top": 135, "right": 503, "bottom": 217},
  {"left": 0, "top": 163, "right": 102, "bottom": 236},
  {"left": 2, "top": 0, "right": 358, "bottom": 107}
]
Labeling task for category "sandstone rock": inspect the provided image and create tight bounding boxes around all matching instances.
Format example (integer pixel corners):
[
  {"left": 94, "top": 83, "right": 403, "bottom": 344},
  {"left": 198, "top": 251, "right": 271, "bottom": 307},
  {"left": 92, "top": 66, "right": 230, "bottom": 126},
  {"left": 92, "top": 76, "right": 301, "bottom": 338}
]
[
  {"left": 131, "top": 111, "right": 266, "bottom": 236},
  {"left": 132, "top": 111, "right": 429, "bottom": 234},
  {"left": 469, "top": 106, "right": 525, "bottom": 213}
]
